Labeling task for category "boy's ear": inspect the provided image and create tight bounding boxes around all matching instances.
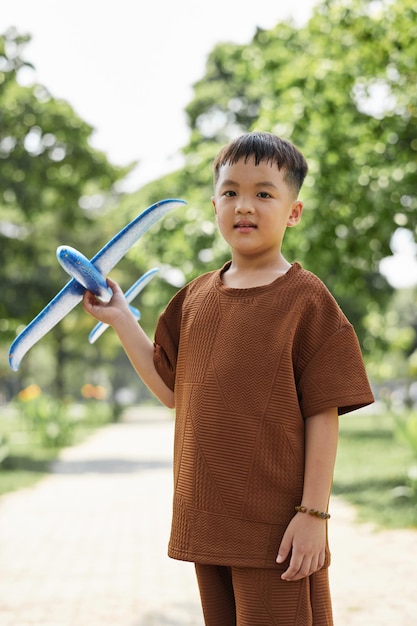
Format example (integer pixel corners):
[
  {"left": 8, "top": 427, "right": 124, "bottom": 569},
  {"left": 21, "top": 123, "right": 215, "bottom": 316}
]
[
  {"left": 287, "top": 200, "right": 303, "bottom": 227},
  {"left": 212, "top": 196, "right": 217, "bottom": 216}
]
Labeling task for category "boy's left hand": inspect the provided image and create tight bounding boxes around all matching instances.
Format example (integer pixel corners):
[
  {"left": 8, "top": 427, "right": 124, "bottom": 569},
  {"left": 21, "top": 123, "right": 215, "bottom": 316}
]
[{"left": 276, "top": 513, "right": 327, "bottom": 581}]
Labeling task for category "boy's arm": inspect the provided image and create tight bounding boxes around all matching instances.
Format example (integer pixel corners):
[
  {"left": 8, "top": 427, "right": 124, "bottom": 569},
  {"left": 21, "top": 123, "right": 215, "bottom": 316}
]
[
  {"left": 83, "top": 278, "right": 175, "bottom": 409},
  {"left": 276, "top": 406, "right": 338, "bottom": 581}
]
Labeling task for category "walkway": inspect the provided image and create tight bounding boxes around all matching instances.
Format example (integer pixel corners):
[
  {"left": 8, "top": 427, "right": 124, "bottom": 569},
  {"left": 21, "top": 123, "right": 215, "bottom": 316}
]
[{"left": 0, "top": 406, "right": 416, "bottom": 625}]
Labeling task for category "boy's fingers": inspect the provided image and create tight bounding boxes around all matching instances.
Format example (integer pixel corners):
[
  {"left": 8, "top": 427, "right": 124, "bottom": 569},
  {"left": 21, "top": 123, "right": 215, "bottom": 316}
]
[
  {"left": 281, "top": 554, "right": 304, "bottom": 581},
  {"left": 276, "top": 535, "right": 291, "bottom": 564},
  {"left": 83, "top": 290, "right": 104, "bottom": 313},
  {"left": 281, "top": 552, "right": 323, "bottom": 581},
  {"left": 106, "top": 277, "right": 118, "bottom": 291}
]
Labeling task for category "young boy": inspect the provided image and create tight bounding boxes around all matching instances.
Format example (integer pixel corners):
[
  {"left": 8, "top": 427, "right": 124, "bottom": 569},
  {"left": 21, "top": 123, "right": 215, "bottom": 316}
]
[{"left": 83, "top": 132, "right": 374, "bottom": 625}]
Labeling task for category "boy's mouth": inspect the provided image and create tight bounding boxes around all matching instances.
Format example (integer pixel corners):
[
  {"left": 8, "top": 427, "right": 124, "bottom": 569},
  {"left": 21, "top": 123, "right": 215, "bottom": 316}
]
[{"left": 234, "top": 220, "right": 257, "bottom": 231}]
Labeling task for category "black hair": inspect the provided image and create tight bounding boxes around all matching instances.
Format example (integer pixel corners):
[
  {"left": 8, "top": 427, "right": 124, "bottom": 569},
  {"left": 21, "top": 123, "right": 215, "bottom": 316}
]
[{"left": 213, "top": 131, "right": 308, "bottom": 195}]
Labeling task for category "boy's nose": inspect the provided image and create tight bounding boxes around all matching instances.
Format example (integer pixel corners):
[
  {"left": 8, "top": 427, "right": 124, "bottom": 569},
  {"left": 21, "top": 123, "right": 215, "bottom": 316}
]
[{"left": 235, "top": 200, "right": 255, "bottom": 214}]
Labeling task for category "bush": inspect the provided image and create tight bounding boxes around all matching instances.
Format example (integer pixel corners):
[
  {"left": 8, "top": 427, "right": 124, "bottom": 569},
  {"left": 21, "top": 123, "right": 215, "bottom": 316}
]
[{"left": 14, "top": 385, "right": 74, "bottom": 447}]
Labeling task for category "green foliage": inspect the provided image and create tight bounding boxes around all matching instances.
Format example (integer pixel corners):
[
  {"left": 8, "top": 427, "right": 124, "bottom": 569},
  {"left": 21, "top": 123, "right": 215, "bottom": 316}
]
[
  {"left": 17, "top": 393, "right": 73, "bottom": 447},
  {"left": 334, "top": 410, "right": 417, "bottom": 528},
  {"left": 0, "top": 394, "right": 113, "bottom": 495},
  {"left": 364, "top": 287, "right": 417, "bottom": 383},
  {"left": 95, "top": 0, "right": 417, "bottom": 388},
  {"left": 0, "top": 28, "right": 131, "bottom": 397},
  {"left": 0, "top": 433, "right": 10, "bottom": 464},
  {"left": 395, "top": 413, "right": 417, "bottom": 457},
  {"left": 2, "top": 1, "right": 417, "bottom": 401},
  {"left": 394, "top": 412, "right": 417, "bottom": 507},
  {"left": 13, "top": 383, "right": 73, "bottom": 447},
  {"left": 180, "top": 0, "right": 417, "bottom": 348}
]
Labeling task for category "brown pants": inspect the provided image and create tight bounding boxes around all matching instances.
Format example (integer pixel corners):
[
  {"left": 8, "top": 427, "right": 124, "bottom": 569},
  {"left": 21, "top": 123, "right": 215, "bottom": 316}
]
[{"left": 195, "top": 564, "right": 333, "bottom": 626}]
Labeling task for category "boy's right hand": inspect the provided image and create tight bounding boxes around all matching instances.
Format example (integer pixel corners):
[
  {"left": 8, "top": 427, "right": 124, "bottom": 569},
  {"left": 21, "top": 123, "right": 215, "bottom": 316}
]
[
  {"left": 84, "top": 276, "right": 175, "bottom": 409},
  {"left": 82, "top": 277, "right": 133, "bottom": 327}
]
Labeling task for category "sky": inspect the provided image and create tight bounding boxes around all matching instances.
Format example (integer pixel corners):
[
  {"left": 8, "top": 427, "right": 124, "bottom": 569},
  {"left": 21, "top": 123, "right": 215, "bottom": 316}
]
[
  {"left": 2, "top": 0, "right": 317, "bottom": 190},
  {"left": 2, "top": 0, "right": 416, "bottom": 288}
]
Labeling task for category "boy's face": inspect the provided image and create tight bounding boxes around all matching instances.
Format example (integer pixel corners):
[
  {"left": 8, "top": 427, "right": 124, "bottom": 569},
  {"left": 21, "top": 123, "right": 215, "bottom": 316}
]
[{"left": 212, "top": 157, "right": 303, "bottom": 262}]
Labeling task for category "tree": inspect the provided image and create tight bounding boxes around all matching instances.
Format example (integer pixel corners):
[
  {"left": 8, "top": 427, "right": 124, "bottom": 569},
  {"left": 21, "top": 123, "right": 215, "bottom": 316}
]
[
  {"left": 145, "top": 0, "right": 417, "bottom": 350},
  {"left": 5, "top": 0, "right": 416, "bottom": 399},
  {"left": 0, "top": 28, "right": 131, "bottom": 397}
]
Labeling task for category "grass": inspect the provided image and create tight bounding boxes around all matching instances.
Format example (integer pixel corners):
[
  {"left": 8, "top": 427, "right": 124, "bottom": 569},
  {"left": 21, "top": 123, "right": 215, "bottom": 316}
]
[
  {"left": 0, "top": 403, "right": 111, "bottom": 496},
  {"left": 333, "top": 410, "right": 417, "bottom": 530}
]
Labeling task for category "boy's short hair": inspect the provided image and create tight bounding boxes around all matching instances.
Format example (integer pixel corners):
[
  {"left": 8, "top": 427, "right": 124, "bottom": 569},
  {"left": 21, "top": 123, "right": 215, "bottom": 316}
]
[{"left": 213, "top": 131, "right": 308, "bottom": 195}]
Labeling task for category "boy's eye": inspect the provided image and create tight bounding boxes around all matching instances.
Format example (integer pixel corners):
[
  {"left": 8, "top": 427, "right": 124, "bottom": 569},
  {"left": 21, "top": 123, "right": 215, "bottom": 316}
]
[
  {"left": 224, "top": 190, "right": 236, "bottom": 197},
  {"left": 258, "top": 191, "right": 271, "bottom": 198}
]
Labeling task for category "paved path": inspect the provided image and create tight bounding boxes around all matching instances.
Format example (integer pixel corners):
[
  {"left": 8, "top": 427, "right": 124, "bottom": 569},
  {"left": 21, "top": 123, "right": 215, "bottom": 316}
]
[{"left": 0, "top": 406, "right": 416, "bottom": 625}]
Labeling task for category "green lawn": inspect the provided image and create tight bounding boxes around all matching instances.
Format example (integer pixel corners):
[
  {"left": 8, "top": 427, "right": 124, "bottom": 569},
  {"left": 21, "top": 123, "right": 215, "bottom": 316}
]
[{"left": 333, "top": 410, "right": 417, "bottom": 529}]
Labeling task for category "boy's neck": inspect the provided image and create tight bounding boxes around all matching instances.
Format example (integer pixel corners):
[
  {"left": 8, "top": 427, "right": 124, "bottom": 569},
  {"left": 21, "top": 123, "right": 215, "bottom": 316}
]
[{"left": 222, "top": 255, "right": 292, "bottom": 288}]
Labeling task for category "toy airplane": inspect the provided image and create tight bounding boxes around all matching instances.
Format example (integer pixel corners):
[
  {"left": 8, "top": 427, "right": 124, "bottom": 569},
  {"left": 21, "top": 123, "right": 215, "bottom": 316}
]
[
  {"left": 8, "top": 198, "right": 186, "bottom": 371},
  {"left": 87, "top": 266, "right": 159, "bottom": 344}
]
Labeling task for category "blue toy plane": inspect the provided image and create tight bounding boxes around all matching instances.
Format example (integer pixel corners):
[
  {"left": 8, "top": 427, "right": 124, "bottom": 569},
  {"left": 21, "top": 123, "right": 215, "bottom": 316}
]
[{"left": 8, "top": 198, "right": 186, "bottom": 371}]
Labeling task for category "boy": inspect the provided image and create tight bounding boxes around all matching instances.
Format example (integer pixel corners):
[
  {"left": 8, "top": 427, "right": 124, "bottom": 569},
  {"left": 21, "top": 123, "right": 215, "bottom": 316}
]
[{"left": 83, "top": 132, "right": 374, "bottom": 625}]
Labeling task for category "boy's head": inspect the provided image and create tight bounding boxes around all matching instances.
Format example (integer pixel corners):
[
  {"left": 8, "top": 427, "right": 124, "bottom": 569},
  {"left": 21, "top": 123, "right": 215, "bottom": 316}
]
[{"left": 213, "top": 131, "right": 308, "bottom": 198}]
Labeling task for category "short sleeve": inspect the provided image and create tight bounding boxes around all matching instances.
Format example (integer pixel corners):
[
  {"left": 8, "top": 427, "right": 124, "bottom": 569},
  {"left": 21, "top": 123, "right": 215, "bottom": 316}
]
[
  {"left": 153, "top": 287, "right": 187, "bottom": 392},
  {"left": 153, "top": 318, "right": 177, "bottom": 392},
  {"left": 298, "top": 324, "right": 374, "bottom": 417}
]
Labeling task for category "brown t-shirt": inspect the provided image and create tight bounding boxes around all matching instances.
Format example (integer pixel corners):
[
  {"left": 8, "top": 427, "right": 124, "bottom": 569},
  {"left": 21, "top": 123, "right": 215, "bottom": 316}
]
[{"left": 154, "top": 262, "right": 374, "bottom": 569}]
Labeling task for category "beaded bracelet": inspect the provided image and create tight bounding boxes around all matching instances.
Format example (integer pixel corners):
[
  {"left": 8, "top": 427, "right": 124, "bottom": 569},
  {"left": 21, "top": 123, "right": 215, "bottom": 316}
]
[{"left": 295, "top": 505, "right": 331, "bottom": 520}]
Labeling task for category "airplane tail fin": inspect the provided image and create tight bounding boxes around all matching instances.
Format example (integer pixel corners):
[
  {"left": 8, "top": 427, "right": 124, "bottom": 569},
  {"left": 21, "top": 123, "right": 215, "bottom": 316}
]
[{"left": 88, "top": 268, "right": 159, "bottom": 344}]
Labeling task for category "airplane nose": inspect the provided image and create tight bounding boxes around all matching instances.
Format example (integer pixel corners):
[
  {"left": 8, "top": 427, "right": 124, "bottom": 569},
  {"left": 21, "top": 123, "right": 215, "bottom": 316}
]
[{"left": 56, "top": 246, "right": 113, "bottom": 302}]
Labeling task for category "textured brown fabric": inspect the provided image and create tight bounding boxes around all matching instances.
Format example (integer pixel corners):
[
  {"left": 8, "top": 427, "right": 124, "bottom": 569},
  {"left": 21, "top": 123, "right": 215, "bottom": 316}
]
[
  {"left": 195, "top": 563, "right": 333, "bottom": 626},
  {"left": 154, "top": 262, "right": 374, "bottom": 569}
]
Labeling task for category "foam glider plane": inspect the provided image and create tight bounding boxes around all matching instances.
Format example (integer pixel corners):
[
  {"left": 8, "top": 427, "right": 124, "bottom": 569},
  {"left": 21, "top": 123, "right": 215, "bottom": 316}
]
[{"left": 8, "top": 198, "right": 186, "bottom": 371}]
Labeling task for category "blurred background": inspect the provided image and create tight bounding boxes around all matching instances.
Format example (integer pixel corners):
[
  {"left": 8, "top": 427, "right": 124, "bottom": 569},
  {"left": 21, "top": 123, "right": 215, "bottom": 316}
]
[{"left": 1, "top": 0, "right": 416, "bottom": 528}]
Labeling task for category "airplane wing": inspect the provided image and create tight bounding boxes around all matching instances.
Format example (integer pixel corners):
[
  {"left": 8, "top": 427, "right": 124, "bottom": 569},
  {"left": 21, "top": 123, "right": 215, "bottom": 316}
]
[
  {"left": 8, "top": 198, "right": 186, "bottom": 371},
  {"left": 92, "top": 198, "right": 186, "bottom": 275},
  {"left": 9, "top": 280, "right": 83, "bottom": 371}
]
